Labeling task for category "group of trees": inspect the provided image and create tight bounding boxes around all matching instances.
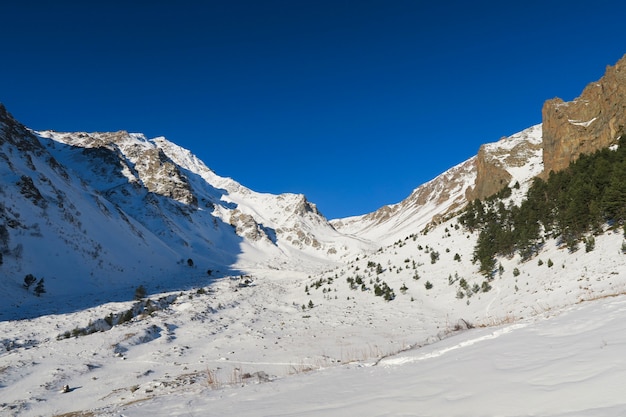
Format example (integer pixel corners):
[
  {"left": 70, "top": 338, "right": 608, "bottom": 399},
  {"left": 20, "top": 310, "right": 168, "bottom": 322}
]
[
  {"left": 23, "top": 274, "right": 46, "bottom": 296},
  {"left": 461, "top": 139, "right": 626, "bottom": 275}
]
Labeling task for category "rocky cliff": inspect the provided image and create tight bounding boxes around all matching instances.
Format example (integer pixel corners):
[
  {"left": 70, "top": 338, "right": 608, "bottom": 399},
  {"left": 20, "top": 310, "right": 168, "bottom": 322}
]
[
  {"left": 542, "top": 54, "right": 626, "bottom": 176},
  {"left": 465, "top": 125, "right": 543, "bottom": 201},
  {"left": 466, "top": 144, "right": 512, "bottom": 201}
]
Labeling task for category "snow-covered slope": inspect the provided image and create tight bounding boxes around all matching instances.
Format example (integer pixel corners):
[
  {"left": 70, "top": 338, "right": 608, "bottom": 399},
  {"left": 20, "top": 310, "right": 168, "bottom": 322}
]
[
  {"left": 38, "top": 129, "right": 372, "bottom": 271},
  {"left": 0, "top": 104, "right": 378, "bottom": 319},
  {"left": 331, "top": 124, "right": 543, "bottom": 244},
  {"left": 2, "top": 198, "right": 625, "bottom": 416}
]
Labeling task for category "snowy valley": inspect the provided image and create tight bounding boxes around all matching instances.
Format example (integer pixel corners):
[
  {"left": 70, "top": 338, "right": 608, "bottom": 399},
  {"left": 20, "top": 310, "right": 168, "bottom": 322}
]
[{"left": 3, "top": 55, "right": 626, "bottom": 416}]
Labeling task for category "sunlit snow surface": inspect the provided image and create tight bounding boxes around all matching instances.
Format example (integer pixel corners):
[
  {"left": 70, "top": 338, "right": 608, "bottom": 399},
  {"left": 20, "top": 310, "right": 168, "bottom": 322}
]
[
  {"left": 2, "top": 226, "right": 626, "bottom": 416},
  {"left": 121, "top": 296, "right": 626, "bottom": 417}
]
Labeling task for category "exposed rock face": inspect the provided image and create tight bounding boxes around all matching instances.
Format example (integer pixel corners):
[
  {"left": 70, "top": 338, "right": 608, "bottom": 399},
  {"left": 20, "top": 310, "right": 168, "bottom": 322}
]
[
  {"left": 229, "top": 209, "right": 269, "bottom": 241},
  {"left": 466, "top": 144, "right": 512, "bottom": 201},
  {"left": 39, "top": 130, "right": 198, "bottom": 206},
  {"left": 133, "top": 146, "right": 198, "bottom": 207},
  {"left": 465, "top": 124, "right": 543, "bottom": 201},
  {"left": 542, "top": 54, "right": 626, "bottom": 176},
  {"left": 0, "top": 104, "right": 45, "bottom": 154}
]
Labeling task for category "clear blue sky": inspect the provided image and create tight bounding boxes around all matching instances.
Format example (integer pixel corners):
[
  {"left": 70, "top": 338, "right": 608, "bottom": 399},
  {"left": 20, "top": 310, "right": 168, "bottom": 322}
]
[{"left": 2, "top": 1, "right": 626, "bottom": 219}]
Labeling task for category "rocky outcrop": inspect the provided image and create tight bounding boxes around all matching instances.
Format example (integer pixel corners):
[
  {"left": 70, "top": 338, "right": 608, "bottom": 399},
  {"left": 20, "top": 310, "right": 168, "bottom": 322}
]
[
  {"left": 0, "top": 103, "right": 45, "bottom": 155},
  {"left": 229, "top": 209, "right": 270, "bottom": 242},
  {"left": 465, "top": 125, "right": 543, "bottom": 201},
  {"left": 133, "top": 147, "right": 198, "bottom": 207},
  {"left": 39, "top": 130, "right": 198, "bottom": 206},
  {"left": 542, "top": 54, "right": 626, "bottom": 176},
  {"left": 466, "top": 144, "right": 512, "bottom": 201}
]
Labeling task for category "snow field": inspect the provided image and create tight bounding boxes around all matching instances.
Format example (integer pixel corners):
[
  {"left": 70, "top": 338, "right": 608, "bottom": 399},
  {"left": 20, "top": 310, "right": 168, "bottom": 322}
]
[
  {"left": 120, "top": 295, "right": 626, "bottom": 417},
  {"left": 3, "top": 214, "right": 626, "bottom": 416}
]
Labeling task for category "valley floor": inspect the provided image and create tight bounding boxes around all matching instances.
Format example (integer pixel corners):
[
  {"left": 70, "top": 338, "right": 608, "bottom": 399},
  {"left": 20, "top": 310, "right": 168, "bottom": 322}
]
[
  {"left": 3, "top": 286, "right": 626, "bottom": 416},
  {"left": 0, "top": 269, "right": 446, "bottom": 417},
  {"left": 120, "top": 294, "right": 626, "bottom": 417},
  {"left": 2, "top": 227, "right": 626, "bottom": 416}
]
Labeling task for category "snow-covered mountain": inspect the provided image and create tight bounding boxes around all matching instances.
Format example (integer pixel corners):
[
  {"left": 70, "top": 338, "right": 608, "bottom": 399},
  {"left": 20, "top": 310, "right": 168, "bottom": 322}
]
[
  {"left": 0, "top": 106, "right": 379, "bottom": 317},
  {"left": 0, "top": 100, "right": 547, "bottom": 318},
  {"left": 3, "top": 54, "right": 626, "bottom": 417},
  {"left": 331, "top": 124, "right": 543, "bottom": 245}
]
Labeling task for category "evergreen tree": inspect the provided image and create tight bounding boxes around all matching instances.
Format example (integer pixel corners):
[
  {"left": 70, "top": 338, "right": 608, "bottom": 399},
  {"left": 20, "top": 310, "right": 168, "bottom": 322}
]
[
  {"left": 134, "top": 285, "right": 147, "bottom": 300},
  {"left": 34, "top": 278, "right": 46, "bottom": 296},
  {"left": 24, "top": 274, "right": 36, "bottom": 290}
]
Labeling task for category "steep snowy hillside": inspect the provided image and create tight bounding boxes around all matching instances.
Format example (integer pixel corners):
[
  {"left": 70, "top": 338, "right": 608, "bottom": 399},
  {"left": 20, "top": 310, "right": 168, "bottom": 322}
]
[
  {"left": 332, "top": 124, "right": 543, "bottom": 244},
  {"left": 38, "top": 129, "right": 371, "bottom": 270},
  {"left": 0, "top": 103, "right": 378, "bottom": 319},
  {"left": 0, "top": 106, "right": 191, "bottom": 318}
]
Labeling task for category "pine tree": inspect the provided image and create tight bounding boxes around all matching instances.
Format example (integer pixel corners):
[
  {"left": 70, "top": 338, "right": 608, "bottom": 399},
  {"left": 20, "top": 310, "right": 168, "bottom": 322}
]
[{"left": 34, "top": 278, "right": 46, "bottom": 297}]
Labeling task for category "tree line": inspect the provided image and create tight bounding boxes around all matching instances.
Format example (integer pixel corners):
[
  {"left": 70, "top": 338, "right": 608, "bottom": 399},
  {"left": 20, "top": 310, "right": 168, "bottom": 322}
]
[{"left": 460, "top": 139, "right": 626, "bottom": 275}]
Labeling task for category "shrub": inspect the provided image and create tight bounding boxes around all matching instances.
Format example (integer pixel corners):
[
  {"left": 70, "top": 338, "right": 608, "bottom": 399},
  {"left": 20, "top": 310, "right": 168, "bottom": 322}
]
[
  {"left": 134, "top": 285, "right": 147, "bottom": 300},
  {"left": 430, "top": 251, "right": 440, "bottom": 264},
  {"left": 512, "top": 267, "right": 520, "bottom": 277},
  {"left": 425, "top": 281, "right": 433, "bottom": 290},
  {"left": 24, "top": 274, "right": 37, "bottom": 290},
  {"left": 119, "top": 309, "right": 134, "bottom": 324},
  {"left": 547, "top": 259, "right": 553, "bottom": 268},
  {"left": 584, "top": 236, "right": 595, "bottom": 252}
]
